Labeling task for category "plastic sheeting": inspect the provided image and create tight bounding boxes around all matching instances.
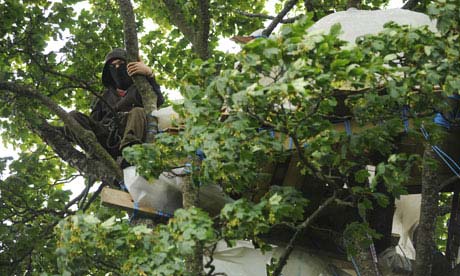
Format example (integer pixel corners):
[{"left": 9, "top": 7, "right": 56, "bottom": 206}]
[
  {"left": 308, "top": 8, "right": 437, "bottom": 44},
  {"left": 123, "top": 166, "right": 232, "bottom": 216},
  {"left": 391, "top": 194, "right": 421, "bottom": 261},
  {"left": 379, "top": 247, "right": 413, "bottom": 275},
  {"left": 151, "top": 105, "right": 182, "bottom": 131},
  {"left": 205, "top": 240, "right": 352, "bottom": 276}
]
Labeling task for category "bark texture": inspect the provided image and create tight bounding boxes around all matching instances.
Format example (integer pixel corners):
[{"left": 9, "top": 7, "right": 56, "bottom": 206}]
[{"left": 414, "top": 145, "right": 439, "bottom": 276}]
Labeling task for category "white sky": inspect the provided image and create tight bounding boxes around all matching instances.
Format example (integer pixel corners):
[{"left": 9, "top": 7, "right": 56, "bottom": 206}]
[{"left": 0, "top": 0, "right": 405, "bottom": 200}]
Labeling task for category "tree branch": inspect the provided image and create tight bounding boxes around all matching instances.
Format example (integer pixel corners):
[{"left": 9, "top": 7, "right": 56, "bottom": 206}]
[
  {"left": 262, "top": 0, "right": 299, "bottom": 37},
  {"left": 82, "top": 182, "right": 108, "bottom": 211},
  {"left": 28, "top": 116, "right": 119, "bottom": 183},
  {"left": 162, "top": 0, "right": 197, "bottom": 45},
  {"left": 272, "top": 192, "right": 337, "bottom": 276},
  {"left": 235, "top": 9, "right": 303, "bottom": 24},
  {"left": 0, "top": 81, "right": 122, "bottom": 181},
  {"left": 162, "top": 0, "right": 211, "bottom": 59}
]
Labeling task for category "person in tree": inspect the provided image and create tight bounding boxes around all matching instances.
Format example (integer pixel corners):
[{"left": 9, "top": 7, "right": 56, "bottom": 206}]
[{"left": 65, "top": 48, "right": 164, "bottom": 167}]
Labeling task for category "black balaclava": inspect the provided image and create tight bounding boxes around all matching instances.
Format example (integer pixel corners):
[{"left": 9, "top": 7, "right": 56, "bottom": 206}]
[{"left": 109, "top": 61, "right": 133, "bottom": 90}]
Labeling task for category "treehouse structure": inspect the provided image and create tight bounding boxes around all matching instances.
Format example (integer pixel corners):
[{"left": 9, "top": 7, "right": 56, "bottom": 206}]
[{"left": 101, "top": 8, "right": 460, "bottom": 276}]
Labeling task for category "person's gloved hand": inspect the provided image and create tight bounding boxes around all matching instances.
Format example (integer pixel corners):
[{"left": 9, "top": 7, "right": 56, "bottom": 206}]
[{"left": 127, "top": 57, "right": 154, "bottom": 78}]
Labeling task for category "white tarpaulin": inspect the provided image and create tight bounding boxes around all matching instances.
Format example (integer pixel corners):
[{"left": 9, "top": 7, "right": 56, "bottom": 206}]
[
  {"left": 308, "top": 8, "right": 437, "bottom": 44},
  {"left": 205, "top": 240, "right": 352, "bottom": 276},
  {"left": 391, "top": 194, "right": 421, "bottom": 261},
  {"left": 123, "top": 166, "right": 232, "bottom": 216}
]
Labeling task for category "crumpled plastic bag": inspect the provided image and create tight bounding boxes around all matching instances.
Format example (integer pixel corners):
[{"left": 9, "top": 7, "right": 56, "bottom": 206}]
[
  {"left": 123, "top": 166, "right": 232, "bottom": 216},
  {"left": 378, "top": 247, "right": 412, "bottom": 275}
]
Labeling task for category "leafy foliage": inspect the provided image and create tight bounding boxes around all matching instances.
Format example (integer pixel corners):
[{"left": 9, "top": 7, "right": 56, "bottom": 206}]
[{"left": 1, "top": 0, "right": 460, "bottom": 274}]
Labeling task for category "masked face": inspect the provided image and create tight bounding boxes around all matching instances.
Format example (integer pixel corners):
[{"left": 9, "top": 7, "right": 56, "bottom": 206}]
[{"left": 108, "top": 59, "right": 133, "bottom": 90}]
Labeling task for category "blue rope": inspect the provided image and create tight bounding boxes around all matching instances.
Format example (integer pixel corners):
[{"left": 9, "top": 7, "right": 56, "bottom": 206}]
[
  {"left": 196, "top": 149, "right": 206, "bottom": 160},
  {"left": 432, "top": 146, "right": 460, "bottom": 178},
  {"left": 344, "top": 119, "right": 352, "bottom": 136},
  {"left": 156, "top": 210, "right": 173, "bottom": 218},
  {"left": 402, "top": 105, "right": 410, "bottom": 133},
  {"left": 420, "top": 126, "right": 460, "bottom": 178},
  {"left": 433, "top": 145, "right": 460, "bottom": 173},
  {"left": 119, "top": 180, "right": 128, "bottom": 192},
  {"left": 369, "top": 241, "right": 381, "bottom": 276},
  {"left": 129, "top": 201, "right": 139, "bottom": 223},
  {"left": 184, "top": 163, "right": 192, "bottom": 174},
  {"left": 351, "top": 256, "right": 362, "bottom": 276}
]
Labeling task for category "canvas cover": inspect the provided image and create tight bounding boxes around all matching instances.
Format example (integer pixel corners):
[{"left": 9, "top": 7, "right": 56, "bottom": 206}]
[{"left": 308, "top": 8, "right": 437, "bottom": 44}]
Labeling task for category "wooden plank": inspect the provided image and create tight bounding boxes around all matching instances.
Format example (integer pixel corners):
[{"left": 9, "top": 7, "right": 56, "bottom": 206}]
[{"left": 100, "top": 187, "right": 164, "bottom": 217}]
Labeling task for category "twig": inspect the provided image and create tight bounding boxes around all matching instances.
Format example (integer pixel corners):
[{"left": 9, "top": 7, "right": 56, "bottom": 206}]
[
  {"left": 272, "top": 191, "right": 337, "bottom": 276},
  {"left": 235, "top": 10, "right": 302, "bottom": 24},
  {"left": 78, "top": 176, "right": 94, "bottom": 209},
  {"left": 82, "top": 182, "right": 108, "bottom": 211}
]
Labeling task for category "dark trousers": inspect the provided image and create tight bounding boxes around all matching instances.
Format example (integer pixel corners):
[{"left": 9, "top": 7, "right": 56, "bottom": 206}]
[{"left": 65, "top": 107, "right": 146, "bottom": 159}]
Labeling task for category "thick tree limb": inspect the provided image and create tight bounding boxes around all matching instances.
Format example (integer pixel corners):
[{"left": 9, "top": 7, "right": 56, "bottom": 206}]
[
  {"left": 29, "top": 115, "right": 119, "bottom": 183},
  {"left": 262, "top": 0, "right": 299, "bottom": 37},
  {"left": 0, "top": 81, "right": 122, "bottom": 181},
  {"left": 235, "top": 9, "right": 302, "bottom": 24},
  {"left": 272, "top": 192, "right": 337, "bottom": 276},
  {"left": 162, "top": 0, "right": 210, "bottom": 59},
  {"left": 162, "top": 0, "right": 197, "bottom": 44},
  {"left": 196, "top": 0, "right": 211, "bottom": 59},
  {"left": 117, "top": 0, "right": 158, "bottom": 142}
]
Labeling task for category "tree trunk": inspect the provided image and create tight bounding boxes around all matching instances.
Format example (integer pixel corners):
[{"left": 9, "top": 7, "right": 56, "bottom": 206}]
[
  {"left": 117, "top": 0, "right": 158, "bottom": 143},
  {"left": 182, "top": 175, "right": 204, "bottom": 275},
  {"left": 116, "top": 0, "right": 158, "bottom": 228},
  {"left": 414, "top": 145, "right": 439, "bottom": 276}
]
